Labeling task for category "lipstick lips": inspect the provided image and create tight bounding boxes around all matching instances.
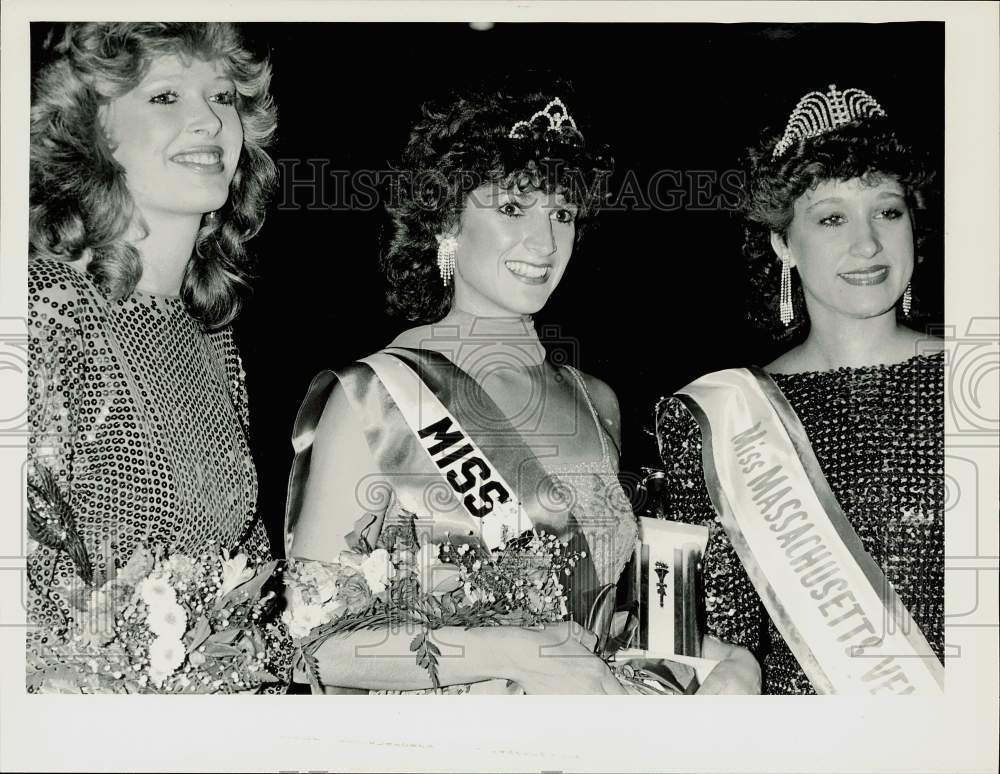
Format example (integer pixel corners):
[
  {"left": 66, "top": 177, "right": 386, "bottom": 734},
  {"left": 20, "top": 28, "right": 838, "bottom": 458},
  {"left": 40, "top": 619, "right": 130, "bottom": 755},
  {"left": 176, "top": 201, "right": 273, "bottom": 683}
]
[
  {"left": 839, "top": 265, "right": 890, "bottom": 286},
  {"left": 505, "top": 259, "right": 551, "bottom": 285},
  {"left": 170, "top": 145, "right": 225, "bottom": 174}
]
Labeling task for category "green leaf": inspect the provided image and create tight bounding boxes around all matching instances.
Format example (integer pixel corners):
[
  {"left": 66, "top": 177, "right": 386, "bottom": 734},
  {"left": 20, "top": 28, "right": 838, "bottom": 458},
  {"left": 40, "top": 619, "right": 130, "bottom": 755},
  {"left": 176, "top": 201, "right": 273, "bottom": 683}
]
[
  {"left": 202, "top": 642, "right": 241, "bottom": 658},
  {"left": 206, "top": 627, "right": 240, "bottom": 645},
  {"left": 185, "top": 616, "right": 212, "bottom": 650},
  {"left": 26, "top": 464, "right": 93, "bottom": 585},
  {"left": 303, "top": 652, "right": 324, "bottom": 695}
]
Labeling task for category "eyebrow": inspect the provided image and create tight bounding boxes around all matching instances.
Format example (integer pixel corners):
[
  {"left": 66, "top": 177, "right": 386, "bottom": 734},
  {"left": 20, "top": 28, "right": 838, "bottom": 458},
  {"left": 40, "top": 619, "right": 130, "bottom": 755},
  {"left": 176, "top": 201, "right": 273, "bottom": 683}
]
[
  {"left": 805, "top": 191, "right": 905, "bottom": 212},
  {"left": 804, "top": 197, "right": 842, "bottom": 212},
  {"left": 141, "top": 71, "right": 234, "bottom": 87},
  {"left": 505, "top": 189, "right": 576, "bottom": 208}
]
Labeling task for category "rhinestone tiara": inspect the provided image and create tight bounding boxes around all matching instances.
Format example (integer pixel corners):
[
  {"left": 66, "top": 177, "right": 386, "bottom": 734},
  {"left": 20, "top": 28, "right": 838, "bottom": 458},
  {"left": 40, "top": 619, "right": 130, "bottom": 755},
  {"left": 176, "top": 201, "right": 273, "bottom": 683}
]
[
  {"left": 772, "top": 84, "right": 887, "bottom": 159},
  {"left": 508, "top": 97, "right": 579, "bottom": 140}
]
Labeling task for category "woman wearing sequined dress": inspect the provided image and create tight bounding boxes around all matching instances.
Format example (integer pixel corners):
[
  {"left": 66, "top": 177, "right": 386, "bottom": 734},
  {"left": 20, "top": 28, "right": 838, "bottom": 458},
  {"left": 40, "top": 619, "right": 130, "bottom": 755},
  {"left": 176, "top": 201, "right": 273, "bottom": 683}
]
[
  {"left": 26, "top": 22, "right": 290, "bottom": 689},
  {"left": 286, "top": 86, "right": 759, "bottom": 694},
  {"left": 656, "top": 85, "right": 945, "bottom": 695}
]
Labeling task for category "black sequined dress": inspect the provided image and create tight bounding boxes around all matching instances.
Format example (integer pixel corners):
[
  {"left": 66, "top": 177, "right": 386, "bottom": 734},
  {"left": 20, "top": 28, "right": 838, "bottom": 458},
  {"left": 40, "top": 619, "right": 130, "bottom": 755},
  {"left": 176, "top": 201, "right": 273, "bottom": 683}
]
[
  {"left": 655, "top": 353, "right": 944, "bottom": 694},
  {"left": 26, "top": 257, "right": 291, "bottom": 690}
]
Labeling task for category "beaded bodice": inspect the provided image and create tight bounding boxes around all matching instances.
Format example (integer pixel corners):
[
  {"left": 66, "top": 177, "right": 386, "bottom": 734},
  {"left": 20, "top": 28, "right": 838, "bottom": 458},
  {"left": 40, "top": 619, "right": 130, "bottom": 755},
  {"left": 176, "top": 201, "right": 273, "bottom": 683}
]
[
  {"left": 26, "top": 258, "right": 274, "bottom": 660},
  {"left": 655, "top": 353, "right": 945, "bottom": 694}
]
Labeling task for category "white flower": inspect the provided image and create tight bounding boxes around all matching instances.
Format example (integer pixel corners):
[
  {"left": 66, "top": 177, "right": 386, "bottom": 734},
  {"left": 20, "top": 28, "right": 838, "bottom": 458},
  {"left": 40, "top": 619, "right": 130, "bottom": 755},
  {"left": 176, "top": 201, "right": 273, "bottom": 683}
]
[
  {"left": 26, "top": 537, "right": 39, "bottom": 556},
  {"left": 359, "top": 548, "right": 395, "bottom": 595},
  {"left": 147, "top": 600, "right": 187, "bottom": 639},
  {"left": 285, "top": 580, "right": 307, "bottom": 612},
  {"left": 282, "top": 603, "right": 325, "bottom": 639},
  {"left": 139, "top": 574, "right": 177, "bottom": 609},
  {"left": 480, "top": 518, "right": 505, "bottom": 550},
  {"left": 296, "top": 560, "right": 338, "bottom": 602},
  {"left": 219, "top": 552, "right": 254, "bottom": 598},
  {"left": 147, "top": 636, "right": 186, "bottom": 686}
]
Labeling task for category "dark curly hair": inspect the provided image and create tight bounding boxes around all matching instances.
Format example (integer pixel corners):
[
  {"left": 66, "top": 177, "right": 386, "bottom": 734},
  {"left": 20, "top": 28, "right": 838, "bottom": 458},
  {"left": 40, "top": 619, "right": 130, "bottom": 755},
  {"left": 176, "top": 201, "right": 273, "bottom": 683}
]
[
  {"left": 382, "top": 85, "right": 614, "bottom": 323},
  {"left": 29, "top": 22, "right": 277, "bottom": 329},
  {"left": 740, "top": 115, "right": 938, "bottom": 345}
]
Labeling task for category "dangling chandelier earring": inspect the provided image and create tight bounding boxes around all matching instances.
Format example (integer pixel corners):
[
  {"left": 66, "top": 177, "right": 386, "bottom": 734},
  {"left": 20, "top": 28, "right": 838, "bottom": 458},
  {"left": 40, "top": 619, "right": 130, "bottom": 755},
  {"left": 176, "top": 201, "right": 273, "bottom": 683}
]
[
  {"left": 436, "top": 235, "right": 457, "bottom": 286},
  {"left": 779, "top": 254, "right": 794, "bottom": 326},
  {"left": 902, "top": 282, "right": 912, "bottom": 316}
]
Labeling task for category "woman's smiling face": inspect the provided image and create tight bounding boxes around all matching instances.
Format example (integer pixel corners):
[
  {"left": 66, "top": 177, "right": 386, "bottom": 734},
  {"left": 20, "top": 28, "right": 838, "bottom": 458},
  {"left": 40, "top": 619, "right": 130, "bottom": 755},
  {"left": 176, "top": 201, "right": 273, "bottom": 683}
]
[
  {"left": 100, "top": 54, "right": 244, "bottom": 221},
  {"left": 774, "top": 175, "right": 914, "bottom": 321},
  {"left": 450, "top": 184, "right": 578, "bottom": 317}
]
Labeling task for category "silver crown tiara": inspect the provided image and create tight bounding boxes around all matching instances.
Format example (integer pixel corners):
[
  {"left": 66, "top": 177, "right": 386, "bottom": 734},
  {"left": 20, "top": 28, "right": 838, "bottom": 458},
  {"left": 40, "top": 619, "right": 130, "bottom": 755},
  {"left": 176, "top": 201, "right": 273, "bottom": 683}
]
[
  {"left": 508, "top": 97, "right": 579, "bottom": 140},
  {"left": 772, "top": 84, "right": 887, "bottom": 159}
]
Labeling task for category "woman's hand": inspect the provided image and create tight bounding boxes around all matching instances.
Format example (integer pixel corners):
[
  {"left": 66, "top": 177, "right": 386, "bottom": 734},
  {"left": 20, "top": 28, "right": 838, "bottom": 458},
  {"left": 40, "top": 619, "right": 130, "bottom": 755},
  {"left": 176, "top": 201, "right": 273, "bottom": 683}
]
[
  {"left": 499, "top": 621, "right": 627, "bottom": 695},
  {"left": 697, "top": 635, "right": 762, "bottom": 694}
]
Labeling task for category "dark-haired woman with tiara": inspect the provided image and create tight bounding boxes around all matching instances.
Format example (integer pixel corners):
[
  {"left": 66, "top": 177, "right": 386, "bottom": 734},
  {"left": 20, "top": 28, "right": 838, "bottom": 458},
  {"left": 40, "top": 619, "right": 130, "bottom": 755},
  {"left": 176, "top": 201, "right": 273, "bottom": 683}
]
[
  {"left": 285, "top": 85, "right": 761, "bottom": 694},
  {"left": 656, "top": 85, "right": 945, "bottom": 695},
  {"left": 26, "top": 22, "right": 291, "bottom": 690}
]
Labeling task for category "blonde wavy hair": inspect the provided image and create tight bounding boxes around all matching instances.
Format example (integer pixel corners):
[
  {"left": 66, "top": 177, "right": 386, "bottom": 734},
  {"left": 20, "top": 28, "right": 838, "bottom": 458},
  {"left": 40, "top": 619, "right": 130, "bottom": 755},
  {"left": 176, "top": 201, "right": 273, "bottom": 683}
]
[{"left": 30, "top": 22, "right": 278, "bottom": 328}]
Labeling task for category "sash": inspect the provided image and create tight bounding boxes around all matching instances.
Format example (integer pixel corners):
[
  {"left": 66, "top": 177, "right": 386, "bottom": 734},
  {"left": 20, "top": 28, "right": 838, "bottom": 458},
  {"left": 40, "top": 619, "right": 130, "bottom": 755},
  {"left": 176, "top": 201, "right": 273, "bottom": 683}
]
[
  {"left": 673, "top": 367, "right": 943, "bottom": 695},
  {"left": 284, "top": 347, "right": 604, "bottom": 626}
]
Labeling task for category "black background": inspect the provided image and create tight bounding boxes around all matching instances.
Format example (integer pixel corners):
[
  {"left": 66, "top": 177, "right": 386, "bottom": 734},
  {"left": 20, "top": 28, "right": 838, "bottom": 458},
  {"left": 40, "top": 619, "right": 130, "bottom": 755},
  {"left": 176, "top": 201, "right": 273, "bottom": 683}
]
[{"left": 32, "top": 22, "right": 945, "bottom": 555}]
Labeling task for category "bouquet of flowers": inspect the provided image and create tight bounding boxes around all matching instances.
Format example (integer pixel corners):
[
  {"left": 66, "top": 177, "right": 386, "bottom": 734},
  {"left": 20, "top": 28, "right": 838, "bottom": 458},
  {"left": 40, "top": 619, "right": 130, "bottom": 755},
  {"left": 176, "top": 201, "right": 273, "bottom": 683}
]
[
  {"left": 27, "top": 544, "right": 284, "bottom": 694},
  {"left": 283, "top": 509, "right": 585, "bottom": 692},
  {"left": 26, "top": 465, "right": 285, "bottom": 694}
]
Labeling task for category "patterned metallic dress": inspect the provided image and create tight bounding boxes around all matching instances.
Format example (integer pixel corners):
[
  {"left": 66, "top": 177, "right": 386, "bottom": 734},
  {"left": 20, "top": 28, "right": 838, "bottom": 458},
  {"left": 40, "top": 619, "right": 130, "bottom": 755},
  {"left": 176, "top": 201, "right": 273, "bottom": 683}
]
[
  {"left": 26, "top": 256, "right": 291, "bottom": 690},
  {"left": 655, "top": 353, "right": 945, "bottom": 694}
]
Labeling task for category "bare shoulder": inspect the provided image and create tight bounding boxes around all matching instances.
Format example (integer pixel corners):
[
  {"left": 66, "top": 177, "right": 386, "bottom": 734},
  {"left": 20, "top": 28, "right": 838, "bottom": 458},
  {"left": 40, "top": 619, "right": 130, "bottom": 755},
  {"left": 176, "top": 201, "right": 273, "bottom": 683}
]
[
  {"left": 575, "top": 370, "right": 622, "bottom": 451},
  {"left": 388, "top": 324, "right": 435, "bottom": 350}
]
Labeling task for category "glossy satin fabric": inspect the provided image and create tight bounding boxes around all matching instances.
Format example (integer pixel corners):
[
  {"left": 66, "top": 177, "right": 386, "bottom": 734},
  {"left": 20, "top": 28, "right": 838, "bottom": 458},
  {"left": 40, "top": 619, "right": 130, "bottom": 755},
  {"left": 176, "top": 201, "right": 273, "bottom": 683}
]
[{"left": 285, "top": 347, "right": 625, "bottom": 627}]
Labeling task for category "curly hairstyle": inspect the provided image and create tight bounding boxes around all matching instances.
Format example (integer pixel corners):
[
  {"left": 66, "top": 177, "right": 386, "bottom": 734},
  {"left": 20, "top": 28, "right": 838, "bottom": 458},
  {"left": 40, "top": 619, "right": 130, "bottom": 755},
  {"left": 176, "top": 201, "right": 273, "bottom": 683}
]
[
  {"left": 740, "top": 115, "right": 938, "bottom": 345},
  {"left": 382, "top": 85, "right": 614, "bottom": 323},
  {"left": 29, "top": 22, "right": 277, "bottom": 329}
]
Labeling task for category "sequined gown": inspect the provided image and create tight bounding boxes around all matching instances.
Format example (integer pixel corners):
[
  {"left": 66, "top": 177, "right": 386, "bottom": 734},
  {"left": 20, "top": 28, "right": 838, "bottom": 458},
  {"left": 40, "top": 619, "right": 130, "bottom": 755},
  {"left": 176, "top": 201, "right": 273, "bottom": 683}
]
[
  {"left": 26, "top": 257, "right": 290, "bottom": 689},
  {"left": 655, "top": 353, "right": 945, "bottom": 694}
]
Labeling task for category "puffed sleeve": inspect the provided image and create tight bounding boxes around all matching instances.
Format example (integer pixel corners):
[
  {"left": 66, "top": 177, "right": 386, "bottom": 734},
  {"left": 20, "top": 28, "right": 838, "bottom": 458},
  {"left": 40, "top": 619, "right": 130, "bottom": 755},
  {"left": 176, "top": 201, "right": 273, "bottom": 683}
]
[{"left": 654, "top": 396, "right": 767, "bottom": 657}]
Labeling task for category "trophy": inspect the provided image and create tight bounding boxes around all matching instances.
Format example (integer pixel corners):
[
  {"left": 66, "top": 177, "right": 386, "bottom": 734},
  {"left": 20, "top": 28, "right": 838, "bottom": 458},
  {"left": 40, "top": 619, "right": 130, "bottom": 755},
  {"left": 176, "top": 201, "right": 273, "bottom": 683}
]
[{"left": 602, "top": 468, "right": 720, "bottom": 693}]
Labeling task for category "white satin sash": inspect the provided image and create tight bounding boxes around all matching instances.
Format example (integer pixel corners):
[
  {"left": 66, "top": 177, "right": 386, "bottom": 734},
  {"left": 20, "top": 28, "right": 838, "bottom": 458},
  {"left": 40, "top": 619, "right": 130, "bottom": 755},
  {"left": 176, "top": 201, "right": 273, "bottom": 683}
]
[{"left": 675, "top": 368, "right": 943, "bottom": 695}]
